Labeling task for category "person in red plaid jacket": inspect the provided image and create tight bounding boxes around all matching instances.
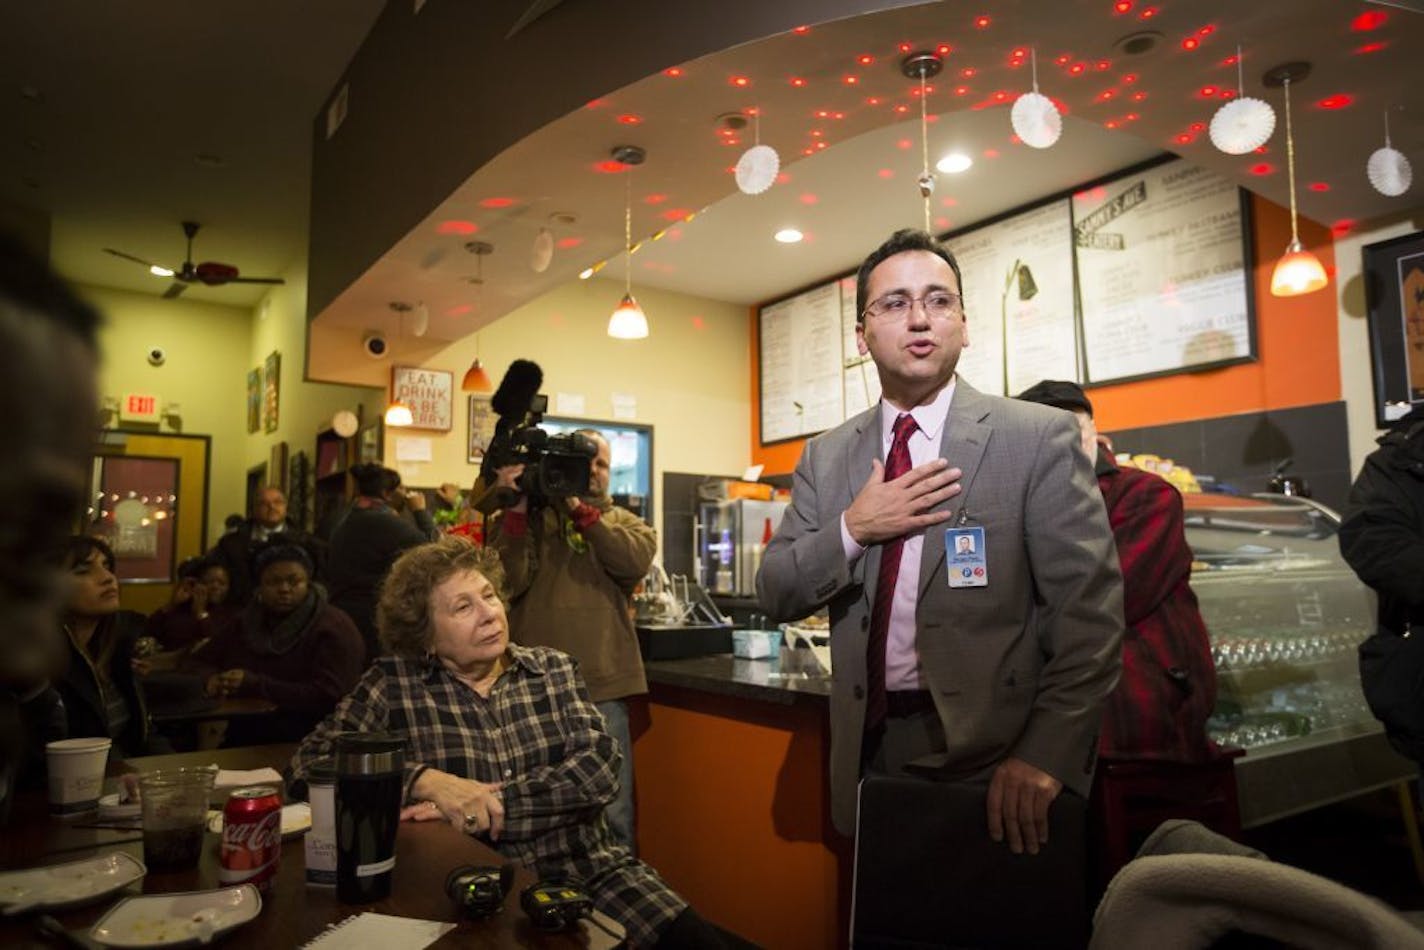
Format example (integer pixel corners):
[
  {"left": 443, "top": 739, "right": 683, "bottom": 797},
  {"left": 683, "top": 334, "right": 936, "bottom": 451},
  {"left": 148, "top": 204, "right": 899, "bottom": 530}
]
[{"left": 1018, "top": 380, "right": 1217, "bottom": 762}]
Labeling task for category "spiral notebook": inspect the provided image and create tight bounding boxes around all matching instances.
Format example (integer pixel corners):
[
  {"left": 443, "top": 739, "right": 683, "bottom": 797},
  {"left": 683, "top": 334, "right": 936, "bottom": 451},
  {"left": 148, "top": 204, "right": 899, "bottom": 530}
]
[{"left": 300, "top": 912, "right": 455, "bottom": 949}]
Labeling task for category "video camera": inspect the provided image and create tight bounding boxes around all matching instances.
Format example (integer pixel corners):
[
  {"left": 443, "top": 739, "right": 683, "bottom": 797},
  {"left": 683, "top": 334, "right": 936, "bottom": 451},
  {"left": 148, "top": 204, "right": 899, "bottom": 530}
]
[{"left": 480, "top": 360, "right": 597, "bottom": 509}]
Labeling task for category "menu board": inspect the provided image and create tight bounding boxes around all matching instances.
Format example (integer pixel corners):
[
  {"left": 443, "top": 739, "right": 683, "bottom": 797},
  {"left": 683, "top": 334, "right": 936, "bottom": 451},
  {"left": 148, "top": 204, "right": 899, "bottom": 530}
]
[
  {"left": 946, "top": 198, "right": 1078, "bottom": 395},
  {"left": 839, "top": 277, "right": 882, "bottom": 418},
  {"left": 1073, "top": 158, "right": 1253, "bottom": 383},
  {"left": 759, "top": 281, "right": 844, "bottom": 442}
]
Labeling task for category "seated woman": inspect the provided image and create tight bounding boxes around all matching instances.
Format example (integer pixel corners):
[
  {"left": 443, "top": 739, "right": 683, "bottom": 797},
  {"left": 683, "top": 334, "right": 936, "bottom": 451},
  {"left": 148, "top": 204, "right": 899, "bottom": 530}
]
[
  {"left": 292, "top": 537, "right": 733, "bottom": 949},
  {"left": 56, "top": 536, "right": 162, "bottom": 757},
  {"left": 143, "top": 556, "right": 236, "bottom": 656},
  {"left": 189, "top": 543, "right": 363, "bottom": 745}
]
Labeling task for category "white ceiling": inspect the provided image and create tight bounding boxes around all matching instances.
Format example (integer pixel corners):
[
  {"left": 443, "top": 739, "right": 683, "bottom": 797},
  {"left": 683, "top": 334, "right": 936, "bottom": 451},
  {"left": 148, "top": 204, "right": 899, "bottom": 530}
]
[{"left": 3, "top": 0, "right": 1422, "bottom": 353}]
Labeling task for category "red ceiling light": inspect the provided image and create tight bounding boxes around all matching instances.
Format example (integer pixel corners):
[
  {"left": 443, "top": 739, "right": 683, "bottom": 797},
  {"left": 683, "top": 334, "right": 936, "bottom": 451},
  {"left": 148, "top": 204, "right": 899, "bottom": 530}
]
[
  {"left": 1131, "top": 91, "right": 1147, "bottom": 101},
  {"left": 815, "top": 141, "right": 828, "bottom": 149},
  {"left": 1221, "top": 54, "right": 1239, "bottom": 66},
  {"left": 593, "top": 159, "right": 629, "bottom": 174},
  {"left": 1139, "top": 6, "right": 1158, "bottom": 18},
  {"left": 793, "top": 24, "right": 810, "bottom": 34},
  {"left": 1308, "top": 182, "right": 1330, "bottom": 192},
  {"left": 1351, "top": 10, "right": 1388, "bottom": 31},
  {"left": 934, "top": 216, "right": 950, "bottom": 229},
  {"left": 815, "top": 109, "right": 830, "bottom": 118},
  {"left": 983, "top": 148, "right": 1000, "bottom": 158},
  {"left": 1189, "top": 121, "right": 1205, "bottom": 132},
  {"left": 1105, "top": 120, "right": 1120, "bottom": 129},
  {"left": 1096, "top": 89, "right": 1117, "bottom": 102},
  {"left": 1069, "top": 62, "right": 1086, "bottom": 75},
  {"left": 776, "top": 172, "right": 791, "bottom": 184},
  {"left": 942, "top": 197, "right": 958, "bottom": 207},
  {"left": 445, "top": 304, "right": 473, "bottom": 317},
  {"left": 730, "top": 75, "right": 750, "bottom": 87},
  {"left": 660, "top": 208, "right": 692, "bottom": 222},
  {"left": 834, "top": 111, "right": 846, "bottom": 120},
  {"left": 555, "top": 236, "right": 584, "bottom": 249},
  {"left": 478, "top": 197, "right": 515, "bottom": 208},
  {"left": 866, "top": 96, "right": 882, "bottom": 106},
  {"left": 585, "top": 98, "right": 606, "bottom": 109},
  {"left": 617, "top": 113, "right": 642, "bottom": 125},
  {"left": 1249, "top": 163, "right": 1274, "bottom": 175},
  {"left": 1198, "top": 85, "right": 1218, "bottom": 98},
  {"left": 1197, "top": 24, "right": 1217, "bottom": 36},
  {"left": 664, "top": 67, "right": 683, "bottom": 77},
  {"left": 1096, "top": 60, "right": 1112, "bottom": 70},
  {"left": 961, "top": 67, "right": 978, "bottom": 78},
  {"left": 642, "top": 193, "right": 668, "bottom": 204},
  {"left": 878, "top": 168, "right": 895, "bottom": 179},
  {"left": 1356, "top": 41, "right": 1388, "bottom": 54},
  {"left": 843, "top": 75, "right": 859, "bottom": 85},
  {"left": 1220, "top": 89, "right": 1236, "bottom": 99},
  {"left": 1125, "top": 113, "right": 1140, "bottom": 122},
  {"left": 1012, "top": 47, "right": 1028, "bottom": 58},
  {"left": 1181, "top": 37, "right": 1201, "bottom": 51},
  {"left": 974, "top": 15, "right": 991, "bottom": 28},
  {"left": 1122, "top": 73, "right": 1138, "bottom": 84},
  {"left": 1113, "top": 0, "right": 1133, "bottom": 13},
  {"left": 436, "top": 220, "right": 478, "bottom": 235},
  {"left": 789, "top": 76, "right": 807, "bottom": 87},
  {"left": 894, "top": 104, "right": 909, "bottom": 113},
  {"left": 810, "top": 129, "right": 823, "bottom": 137},
  {"left": 857, "top": 54, "right": 875, "bottom": 65},
  {"left": 1316, "top": 94, "right": 1354, "bottom": 110},
  {"left": 1176, "top": 133, "right": 1193, "bottom": 144},
  {"left": 1332, "top": 219, "right": 1356, "bottom": 237},
  {"left": 955, "top": 85, "right": 970, "bottom": 96},
  {"left": 896, "top": 138, "right": 913, "bottom": 149},
  {"left": 937, "top": 43, "right": 953, "bottom": 55},
  {"left": 899, "top": 42, "right": 913, "bottom": 53},
  {"left": 799, "top": 193, "right": 819, "bottom": 205}
]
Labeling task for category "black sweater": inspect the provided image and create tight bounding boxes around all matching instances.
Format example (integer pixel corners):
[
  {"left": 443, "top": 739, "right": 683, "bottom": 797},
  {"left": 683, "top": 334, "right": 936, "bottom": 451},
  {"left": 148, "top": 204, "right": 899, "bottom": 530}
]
[{"left": 326, "top": 505, "right": 434, "bottom": 661}]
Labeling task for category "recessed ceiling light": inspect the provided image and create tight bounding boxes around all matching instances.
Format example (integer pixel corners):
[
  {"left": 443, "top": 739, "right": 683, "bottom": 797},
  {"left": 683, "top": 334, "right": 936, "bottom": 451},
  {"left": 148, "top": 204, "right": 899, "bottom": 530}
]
[
  {"left": 774, "top": 228, "right": 804, "bottom": 243},
  {"left": 936, "top": 153, "right": 974, "bottom": 174}
]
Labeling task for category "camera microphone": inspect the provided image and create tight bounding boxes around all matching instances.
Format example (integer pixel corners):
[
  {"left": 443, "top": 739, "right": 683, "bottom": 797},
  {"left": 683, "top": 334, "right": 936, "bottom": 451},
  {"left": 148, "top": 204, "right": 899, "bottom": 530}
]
[{"left": 490, "top": 359, "right": 543, "bottom": 419}]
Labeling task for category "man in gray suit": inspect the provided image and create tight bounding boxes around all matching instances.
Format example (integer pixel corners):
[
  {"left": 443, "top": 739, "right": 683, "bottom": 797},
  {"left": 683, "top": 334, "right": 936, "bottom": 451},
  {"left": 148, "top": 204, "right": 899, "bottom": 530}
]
[{"left": 757, "top": 229, "right": 1123, "bottom": 854}]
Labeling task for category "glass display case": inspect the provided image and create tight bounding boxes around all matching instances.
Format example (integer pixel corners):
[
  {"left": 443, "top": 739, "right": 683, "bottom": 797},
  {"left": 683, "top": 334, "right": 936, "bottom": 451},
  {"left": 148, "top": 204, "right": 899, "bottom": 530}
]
[{"left": 1183, "top": 492, "right": 1414, "bottom": 826}]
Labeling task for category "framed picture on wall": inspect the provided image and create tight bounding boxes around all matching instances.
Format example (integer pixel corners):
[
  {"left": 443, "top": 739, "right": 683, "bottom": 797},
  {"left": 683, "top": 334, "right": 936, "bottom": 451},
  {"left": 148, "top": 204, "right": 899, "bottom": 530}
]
[
  {"left": 468, "top": 394, "right": 496, "bottom": 463},
  {"left": 392, "top": 366, "right": 453, "bottom": 431},
  {"left": 1363, "top": 229, "right": 1424, "bottom": 427},
  {"left": 262, "top": 351, "right": 281, "bottom": 433},
  {"left": 269, "top": 441, "right": 288, "bottom": 493},
  {"left": 246, "top": 368, "right": 261, "bottom": 433}
]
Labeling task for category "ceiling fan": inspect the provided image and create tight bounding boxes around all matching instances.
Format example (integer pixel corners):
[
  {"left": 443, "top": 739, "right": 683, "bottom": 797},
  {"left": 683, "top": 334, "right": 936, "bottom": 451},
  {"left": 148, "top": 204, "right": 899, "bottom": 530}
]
[{"left": 103, "top": 221, "right": 286, "bottom": 299}]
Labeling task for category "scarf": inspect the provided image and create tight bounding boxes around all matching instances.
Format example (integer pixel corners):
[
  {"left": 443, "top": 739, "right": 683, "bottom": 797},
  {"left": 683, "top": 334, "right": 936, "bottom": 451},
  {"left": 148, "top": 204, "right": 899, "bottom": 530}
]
[{"left": 242, "top": 585, "right": 325, "bottom": 656}]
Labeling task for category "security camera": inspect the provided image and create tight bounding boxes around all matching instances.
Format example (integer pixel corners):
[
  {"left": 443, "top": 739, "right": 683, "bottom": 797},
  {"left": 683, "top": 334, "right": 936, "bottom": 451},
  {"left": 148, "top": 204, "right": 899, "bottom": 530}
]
[
  {"left": 362, "top": 332, "right": 389, "bottom": 360},
  {"left": 147, "top": 347, "right": 166, "bottom": 366}
]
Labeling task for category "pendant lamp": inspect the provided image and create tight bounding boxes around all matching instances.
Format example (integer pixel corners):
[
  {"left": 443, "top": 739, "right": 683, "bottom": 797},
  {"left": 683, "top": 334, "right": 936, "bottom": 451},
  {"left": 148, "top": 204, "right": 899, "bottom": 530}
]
[
  {"left": 1264, "top": 63, "right": 1328, "bottom": 298},
  {"left": 1368, "top": 110, "right": 1413, "bottom": 198},
  {"left": 1011, "top": 50, "right": 1062, "bottom": 150},
  {"left": 1209, "top": 45, "right": 1275, "bottom": 155},
  {"left": 384, "top": 401, "right": 414, "bottom": 427},
  {"left": 900, "top": 50, "right": 943, "bottom": 232},
  {"left": 607, "top": 145, "right": 649, "bottom": 339}
]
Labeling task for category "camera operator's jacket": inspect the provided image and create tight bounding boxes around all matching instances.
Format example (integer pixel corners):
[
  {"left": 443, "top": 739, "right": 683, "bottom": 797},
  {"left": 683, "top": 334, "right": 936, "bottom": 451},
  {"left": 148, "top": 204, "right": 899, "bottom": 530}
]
[{"left": 489, "top": 498, "right": 656, "bottom": 703}]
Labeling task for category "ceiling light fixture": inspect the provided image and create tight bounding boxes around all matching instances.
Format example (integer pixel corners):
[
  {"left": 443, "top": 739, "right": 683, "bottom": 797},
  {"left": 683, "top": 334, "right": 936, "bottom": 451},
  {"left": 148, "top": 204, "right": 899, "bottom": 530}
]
[
  {"left": 1209, "top": 44, "right": 1276, "bottom": 154},
  {"left": 900, "top": 49, "right": 944, "bottom": 231},
  {"left": 1264, "top": 62, "right": 1328, "bottom": 298},
  {"left": 384, "top": 401, "right": 414, "bottom": 427},
  {"left": 936, "top": 152, "right": 973, "bottom": 174},
  {"left": 530, "top": 228, "right": 554, "bottom": 272},
  {"left": 735, "top": 110, "right": 780, "bottom": 195},
  {"left": 1367, "top": 109, "right": 1413, "bottom": 197},
  {"left": 462, "top": 331, "right": 493, "bottom": 392},
  {"left": 149, "top": 265, "right": 174, "bottom": 278},
  {"left": 607, "top": 145, "right": 649, "bottom": 340},
  {"left": 774, "top": 228, "right": 804, "bottom": 243},
  {"left": 1011, "top": 49, "right": 1063, "bottom": 149}
]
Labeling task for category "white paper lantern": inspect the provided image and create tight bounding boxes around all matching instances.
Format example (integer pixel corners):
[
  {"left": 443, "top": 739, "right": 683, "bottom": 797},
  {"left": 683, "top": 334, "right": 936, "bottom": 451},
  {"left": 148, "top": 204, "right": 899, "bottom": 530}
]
[
  {"left": 1011, "top": 91, "right": 1062, "bottom": 149},
  {"left": 1208, "top": 97, "right": 1276, "bottom": 155},
  {"left": 1368, "top": 146, "right": 1413, "bottom": 197},
  {"left": 530, "top": 228, "right": 554, "bottom": 272},
  {"left": 735, "top": 144, "right": 780, "bottom": 195}
]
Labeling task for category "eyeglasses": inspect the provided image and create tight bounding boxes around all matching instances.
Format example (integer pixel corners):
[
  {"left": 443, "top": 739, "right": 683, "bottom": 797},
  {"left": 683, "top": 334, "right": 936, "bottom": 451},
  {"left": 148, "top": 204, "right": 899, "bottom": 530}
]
[{"left": 862, "top": 290, "right": 964, "bottom": 321}]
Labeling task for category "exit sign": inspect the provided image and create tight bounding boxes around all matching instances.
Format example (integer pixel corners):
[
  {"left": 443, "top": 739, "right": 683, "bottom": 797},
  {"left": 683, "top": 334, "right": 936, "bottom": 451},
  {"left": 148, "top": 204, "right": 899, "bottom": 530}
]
[{"left": 120, "top": 393, "right": 161, "bottom": 423}]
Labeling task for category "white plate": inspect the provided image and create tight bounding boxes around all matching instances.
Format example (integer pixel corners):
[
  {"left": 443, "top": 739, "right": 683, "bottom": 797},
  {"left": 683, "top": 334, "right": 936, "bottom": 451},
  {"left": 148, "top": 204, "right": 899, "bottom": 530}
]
[
  {"left": 0, "top": 851, "right": 147, "bottom": 915},
  {"left": 205, "top": 802, "right": 310, "bottom": 839},
  {"left": 91, "top": 885, "right": 261, "bottom": 948}
]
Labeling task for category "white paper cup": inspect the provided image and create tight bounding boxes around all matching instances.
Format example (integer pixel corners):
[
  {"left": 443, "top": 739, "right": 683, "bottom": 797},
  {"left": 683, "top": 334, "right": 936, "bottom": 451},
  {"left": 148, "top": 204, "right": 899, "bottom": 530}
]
[{"left": 46, "top": 737, "right": 112, "bottom": 816}]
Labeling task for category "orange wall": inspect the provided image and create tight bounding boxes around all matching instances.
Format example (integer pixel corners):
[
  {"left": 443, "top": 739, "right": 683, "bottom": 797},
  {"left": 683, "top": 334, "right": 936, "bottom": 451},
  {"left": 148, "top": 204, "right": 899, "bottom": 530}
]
[{"left": 750, "top": 194, "right": 1340, "bottom": 474}]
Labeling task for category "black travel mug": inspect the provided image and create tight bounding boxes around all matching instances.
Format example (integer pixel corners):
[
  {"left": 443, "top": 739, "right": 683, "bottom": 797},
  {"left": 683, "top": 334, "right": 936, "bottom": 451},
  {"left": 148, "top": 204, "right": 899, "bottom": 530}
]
[{"left": 335, "top": 733, "right": 406, "bottom": 903}]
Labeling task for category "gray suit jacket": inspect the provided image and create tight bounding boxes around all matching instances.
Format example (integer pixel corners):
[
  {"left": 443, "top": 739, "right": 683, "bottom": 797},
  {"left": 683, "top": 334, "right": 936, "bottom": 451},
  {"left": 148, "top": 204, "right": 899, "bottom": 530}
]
[{"left": 756, "top": 378, "right": 1124, "bottom": 834}]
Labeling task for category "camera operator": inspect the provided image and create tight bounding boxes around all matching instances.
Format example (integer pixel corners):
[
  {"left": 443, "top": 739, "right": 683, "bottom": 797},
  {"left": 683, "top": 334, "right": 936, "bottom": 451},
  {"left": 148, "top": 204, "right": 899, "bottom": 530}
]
[{"left": 487, "top": 428, "right": 655, "bottom": 853}]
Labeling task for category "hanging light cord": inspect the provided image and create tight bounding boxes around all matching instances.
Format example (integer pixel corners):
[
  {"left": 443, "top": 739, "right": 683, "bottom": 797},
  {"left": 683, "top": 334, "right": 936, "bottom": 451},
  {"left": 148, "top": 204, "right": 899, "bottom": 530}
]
[
  {"left": 919, "top": 67, "right": 931, "bottom": 232},
  {"left": 1031, "top": 47, "right": 1040, "bottom": 93},
  {"left": 1283, "top": 76, "right": 1300, "bottom": 245},
  {"left": 1384, "top": 109, "right": 1392, "bottom": 148},
  {"left": 1235, "top": 44, "right": 1244, "bottom": 96},
  {"left": 624, "top": 171, "right": 633, "bottom": 296}
]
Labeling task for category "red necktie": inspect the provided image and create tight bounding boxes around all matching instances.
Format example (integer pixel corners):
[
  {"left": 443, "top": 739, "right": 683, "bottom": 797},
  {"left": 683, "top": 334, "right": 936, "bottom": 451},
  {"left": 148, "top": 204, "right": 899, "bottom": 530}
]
[{"left": 865, "top": 413, "right": 919, "bottom": 736}]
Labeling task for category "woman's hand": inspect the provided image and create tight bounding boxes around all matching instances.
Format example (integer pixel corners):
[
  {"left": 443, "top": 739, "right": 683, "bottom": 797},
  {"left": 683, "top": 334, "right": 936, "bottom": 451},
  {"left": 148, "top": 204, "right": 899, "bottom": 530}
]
[
  {"left": 407, "top": 768, "right": 505, "bottom": 841},
  {"left": 205, "top": 669, "right": 246, "bottom": 697}
]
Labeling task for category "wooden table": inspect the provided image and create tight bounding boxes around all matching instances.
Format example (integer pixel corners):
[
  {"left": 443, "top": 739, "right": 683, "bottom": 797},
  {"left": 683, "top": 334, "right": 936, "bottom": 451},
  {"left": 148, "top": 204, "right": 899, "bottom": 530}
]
[
  {"left": 0, "top": 745, "right": 623, "bottom": 948},
  {"left": 148, "top": 696, "right": 279, "bottom": 725}
]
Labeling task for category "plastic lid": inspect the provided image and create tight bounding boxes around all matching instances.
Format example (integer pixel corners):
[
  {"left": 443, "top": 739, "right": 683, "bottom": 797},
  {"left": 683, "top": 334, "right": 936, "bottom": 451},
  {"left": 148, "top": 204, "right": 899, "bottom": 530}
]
[{"left": 306, "top": 758, "right": 337, "bottom": 784}]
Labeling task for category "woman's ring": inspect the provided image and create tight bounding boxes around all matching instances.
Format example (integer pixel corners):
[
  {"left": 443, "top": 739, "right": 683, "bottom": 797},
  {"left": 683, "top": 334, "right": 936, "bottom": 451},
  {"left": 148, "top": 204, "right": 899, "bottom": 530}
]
[
  {"left": 463, "top": 813, "right": 479, "bottom": 827},
  {"left": 426, "top": 801, "right": 438, "bottom": 810}
]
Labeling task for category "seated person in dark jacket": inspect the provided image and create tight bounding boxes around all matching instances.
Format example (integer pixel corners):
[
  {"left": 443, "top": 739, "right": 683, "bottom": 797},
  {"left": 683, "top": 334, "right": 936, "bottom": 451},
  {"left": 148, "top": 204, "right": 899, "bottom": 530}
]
[
  {"left": 189, "top": 542, "right": 364, "bottom": 745},
  {"left": 56, "top": 536, "right": 164, "bottom": 758},
  {"left": 326, "top": 463, "right": 436, "bottom": 661},
  {"left": 143, "top": 556, "right": 236, "bottom": 654},
  {"left": 208, "top": 486, "right": 325, "bottom": 606},
  {"left": 0, "top": 233, "right": 102, "bottom": 821}
]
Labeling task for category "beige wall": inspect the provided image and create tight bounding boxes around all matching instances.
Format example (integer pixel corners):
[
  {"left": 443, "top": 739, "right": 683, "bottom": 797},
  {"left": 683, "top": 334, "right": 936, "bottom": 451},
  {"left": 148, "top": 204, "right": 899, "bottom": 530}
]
[
  {"left": 375, "top": 276, "right": 752, "bottom": 537},
  {"left": 1333, "top": 208, "right": 1424, "bottom": 476},
  {"left": 83, "top": 285, "right": 252, "bottom": 543},
  {"left": 83, "top": 263, "right": 383, "bottom": 544}
]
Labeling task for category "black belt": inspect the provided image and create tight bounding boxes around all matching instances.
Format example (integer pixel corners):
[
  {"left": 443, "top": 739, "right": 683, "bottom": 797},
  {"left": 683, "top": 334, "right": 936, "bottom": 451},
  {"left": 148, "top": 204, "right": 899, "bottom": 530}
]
[{"left": 885, "top": 690, "right": 935, "bottom": 718}]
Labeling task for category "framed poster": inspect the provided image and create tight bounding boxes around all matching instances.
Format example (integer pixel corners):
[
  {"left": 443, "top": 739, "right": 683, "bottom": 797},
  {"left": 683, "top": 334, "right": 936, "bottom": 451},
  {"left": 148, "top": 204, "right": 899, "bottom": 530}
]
[
  {"left": 1073, "top": 157, "right": 1256, "bottom": 385},
  {"left": 269, "top": 441, "right": 288, "bottom": 493},
  {"left": 758, "top": 281, "right": 844, "bottom": 443},
  {"left": 468, "top": 394, "right": 496, "bottom": 463},
  {"left": 90, "top": 455, "right": 178, "bottom": 583},
  {"left": 1363, "top": 230, "right": 1424, "bottom": 426},
  {"left": 392, "top": 366, "right": 453, "bottom": 431},
  {"left": 262, "top": 351, "right": 281, "bottom": 433},
  {"left": 245, "top": 368, "right": 261, "bottom": 433}
]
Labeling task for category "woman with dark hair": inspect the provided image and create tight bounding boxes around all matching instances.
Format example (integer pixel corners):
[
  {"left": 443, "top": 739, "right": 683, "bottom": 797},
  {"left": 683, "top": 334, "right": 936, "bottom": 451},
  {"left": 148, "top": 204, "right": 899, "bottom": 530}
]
[
  {"left": 189, "top": 542, "right": 363, "bottom": 745},
  {"left": 55, "top": 536, "right": 161, "bottom": 757},
  {"left": 294, "top": 536, "right": 740, "bottom": 949},
  {"left": 325, "top": 462, "right": 436, "bottom": 661}
]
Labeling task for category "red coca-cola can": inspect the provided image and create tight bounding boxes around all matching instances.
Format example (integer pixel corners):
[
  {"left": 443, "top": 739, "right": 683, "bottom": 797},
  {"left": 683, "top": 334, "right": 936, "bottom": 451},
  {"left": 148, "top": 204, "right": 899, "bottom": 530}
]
[{"left": 219, "top": 786, "right": 282, "bottom": 893}]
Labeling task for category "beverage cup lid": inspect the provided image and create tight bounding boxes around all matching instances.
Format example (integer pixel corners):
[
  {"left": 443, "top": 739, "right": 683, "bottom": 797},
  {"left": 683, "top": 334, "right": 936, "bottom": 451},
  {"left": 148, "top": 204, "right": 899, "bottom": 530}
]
[{"left": 46, "top": 737, "right": 112, "bottom": 754}]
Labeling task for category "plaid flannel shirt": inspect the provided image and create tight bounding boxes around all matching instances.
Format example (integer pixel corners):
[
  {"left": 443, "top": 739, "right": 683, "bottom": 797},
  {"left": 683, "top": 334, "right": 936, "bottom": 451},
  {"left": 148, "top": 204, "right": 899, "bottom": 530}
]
[{"left": 292, "top": 644, "right": 685, "bottom": 947}]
